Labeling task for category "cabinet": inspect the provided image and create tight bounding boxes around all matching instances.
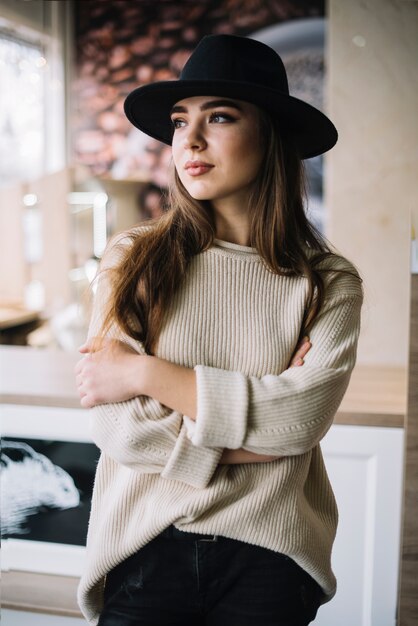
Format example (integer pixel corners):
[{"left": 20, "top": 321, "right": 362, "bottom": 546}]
[
  {"left": 2, "top": 404, "right": 93, "bottom": 578},
  {"left": 318, "top": 425, "right": 404, "bottom": 626}
]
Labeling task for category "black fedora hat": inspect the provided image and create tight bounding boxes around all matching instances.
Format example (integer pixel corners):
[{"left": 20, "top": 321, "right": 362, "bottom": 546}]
[{"left": 124, "top": 34, "right": 337, "bottom": 159}]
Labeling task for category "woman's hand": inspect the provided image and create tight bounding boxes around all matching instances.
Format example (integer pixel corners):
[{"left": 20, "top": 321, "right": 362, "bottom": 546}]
[{"left": 75, "top": 337, "right": 144, "bottom": 408}]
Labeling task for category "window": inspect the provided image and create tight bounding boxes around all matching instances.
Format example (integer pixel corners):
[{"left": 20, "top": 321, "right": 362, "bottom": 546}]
[
  {"left": 0, "top": 31, "right": 46, "bottom": 185},
  {"left": 0, "top": 3, "right": 67, "bottom": 188}
]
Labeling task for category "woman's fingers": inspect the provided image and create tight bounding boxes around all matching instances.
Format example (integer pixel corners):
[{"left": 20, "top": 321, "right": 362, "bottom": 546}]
[
  {"left": 78, "top": 336, "right": 112, "bottom": 353},
  {"left": 289, "top": 336, "right": 311, "bottom": 367},
  {"left": 296, "top": 336, "right": 311, "bottom": 359}
]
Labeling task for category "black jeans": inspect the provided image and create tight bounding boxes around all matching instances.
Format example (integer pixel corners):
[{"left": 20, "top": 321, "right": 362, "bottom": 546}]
[{"left": 98, "top": 525, "right": 324, "bottom": 626}]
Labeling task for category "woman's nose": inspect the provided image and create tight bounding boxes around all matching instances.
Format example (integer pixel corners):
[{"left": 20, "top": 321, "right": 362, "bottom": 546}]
[{"left": 183, "top": 123, "right": 207, "bottom": 150}]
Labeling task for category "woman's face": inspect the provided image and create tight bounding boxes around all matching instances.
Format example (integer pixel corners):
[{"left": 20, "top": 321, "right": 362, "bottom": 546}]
[{"left": 170, "top": 96, "right": 265, "bottom": 211}]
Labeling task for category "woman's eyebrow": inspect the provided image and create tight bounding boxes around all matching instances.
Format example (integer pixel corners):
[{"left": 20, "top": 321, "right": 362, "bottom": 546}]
[
  {"left": 170, "top": 99, "right": 243, "bottom": 115},
  {"left": 200, "top": 99, "right": 242, "bottom": 111}
]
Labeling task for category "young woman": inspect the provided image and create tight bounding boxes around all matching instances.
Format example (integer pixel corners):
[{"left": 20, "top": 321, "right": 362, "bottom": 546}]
[{"left": 75, "top": 34, "right": 363, "bottom": 626}]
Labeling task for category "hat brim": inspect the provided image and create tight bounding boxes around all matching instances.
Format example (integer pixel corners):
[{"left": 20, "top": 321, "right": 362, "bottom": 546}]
[{"left": 124, "top": 79, "right": 338, "bottom": 160}]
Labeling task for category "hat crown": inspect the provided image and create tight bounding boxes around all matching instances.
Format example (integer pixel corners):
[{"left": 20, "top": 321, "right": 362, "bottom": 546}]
[{"left": 180, "top": 34, "right": 289, "bottom": 95}]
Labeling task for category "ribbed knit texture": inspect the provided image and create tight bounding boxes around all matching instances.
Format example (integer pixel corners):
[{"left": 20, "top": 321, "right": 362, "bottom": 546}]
[{"left": 77, "top": 230, "right": 363, "bottom": 625}]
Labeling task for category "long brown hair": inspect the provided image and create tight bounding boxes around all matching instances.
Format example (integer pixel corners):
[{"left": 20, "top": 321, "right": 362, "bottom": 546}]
[{"left": 93, "top": 108, "right": 362, "bottom": 355}]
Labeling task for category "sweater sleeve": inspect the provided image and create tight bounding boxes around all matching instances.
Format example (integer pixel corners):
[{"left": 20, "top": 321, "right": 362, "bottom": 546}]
[
  {"left": 86, "top": 230, "right": 223, "bottom": 488},
  {"left": 185, "top": 270, "right": 363, "bottom": 456}
]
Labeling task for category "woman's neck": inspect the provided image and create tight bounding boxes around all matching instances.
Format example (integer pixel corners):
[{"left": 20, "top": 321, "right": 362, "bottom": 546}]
[{"left": 212, "top": 202, "right": 251, "bottom": 247}]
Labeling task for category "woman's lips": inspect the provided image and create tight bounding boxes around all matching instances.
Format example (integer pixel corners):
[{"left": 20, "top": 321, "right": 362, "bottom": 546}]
[{"left": 184, "top": 161, "right": 214, "bottom": 176}]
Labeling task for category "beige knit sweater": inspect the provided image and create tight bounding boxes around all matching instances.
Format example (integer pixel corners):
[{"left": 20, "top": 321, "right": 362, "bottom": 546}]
[{"left": 77, "top": 229, "right": 363, "bottom": 625}]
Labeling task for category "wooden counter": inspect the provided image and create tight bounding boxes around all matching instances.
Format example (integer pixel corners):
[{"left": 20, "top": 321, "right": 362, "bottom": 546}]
[
  {"left": 335, "top": 364, "right": 406, "bottom": 428},
  {"left": 0, "top": 305, "right": 40, "bottom": 330},
  {"left": 0, "top": 345, "right": 407, "bottom": 617},
  {"left": 0, "top": 345, "right": 81, "bottom": 408},
  {"left": 2, "top": 571, "right": 81, "bottom": 618}
]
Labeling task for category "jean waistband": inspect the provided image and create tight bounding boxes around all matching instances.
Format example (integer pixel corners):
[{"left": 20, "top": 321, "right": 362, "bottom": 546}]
[{"left": 160, "top": 524, "right": 219, "bottom": 542}]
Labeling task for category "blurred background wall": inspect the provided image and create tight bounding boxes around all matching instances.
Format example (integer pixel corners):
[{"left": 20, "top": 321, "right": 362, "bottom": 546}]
[
  {"left": 0, "top": 0, "right": 416, "bottom": 367},
  {"left": 327, "top": 0, "right": 417, "bottom": 367}
]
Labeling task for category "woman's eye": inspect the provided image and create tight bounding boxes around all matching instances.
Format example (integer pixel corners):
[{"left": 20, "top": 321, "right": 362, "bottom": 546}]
[
  {"left": 209, "top": 112, "right": 234, "bottom": 123},
  {"left": 171, "top": 118, "right": 185, "bottom": 129}
]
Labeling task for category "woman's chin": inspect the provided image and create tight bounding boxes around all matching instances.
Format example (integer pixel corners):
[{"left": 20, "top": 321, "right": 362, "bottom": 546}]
[{"left": 185, "top": 188, "right": 214, "bottom": 202}]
